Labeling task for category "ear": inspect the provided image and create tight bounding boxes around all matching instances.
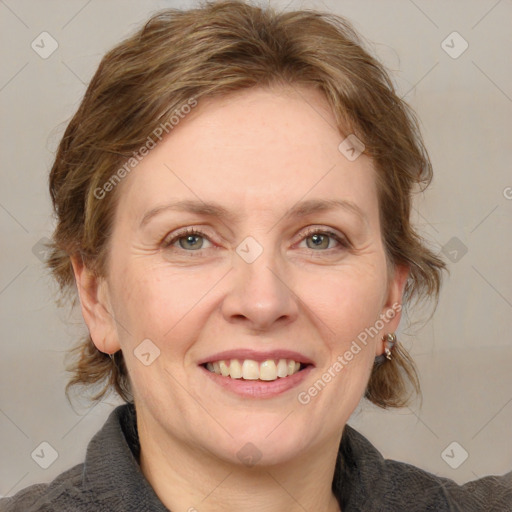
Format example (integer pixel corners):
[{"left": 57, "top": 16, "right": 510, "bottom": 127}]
[
  {"left": 375, "top": 263, "right": 409, "bottom": 357},
  {"left": 70, "top": 254, "right": 120, "bottom": 355}
]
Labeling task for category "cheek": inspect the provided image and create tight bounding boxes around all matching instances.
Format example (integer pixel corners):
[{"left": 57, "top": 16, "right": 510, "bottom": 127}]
[
  {"left": 297, "top": 258, "right": 386, "bottom": 405},
  {"left": 300, "top": 258, "right": 388, "bottom": 345},
  {"left": 109, "top": 264, "right": 202, "bottom": 403},
  {"left": 109, "top": 260, "right": 218, "bottom": 347}
]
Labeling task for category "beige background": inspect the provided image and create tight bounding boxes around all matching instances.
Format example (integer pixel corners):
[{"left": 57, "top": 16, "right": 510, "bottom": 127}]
[{"left": 1, "top": 0, "right": 511, "bottom": 497}]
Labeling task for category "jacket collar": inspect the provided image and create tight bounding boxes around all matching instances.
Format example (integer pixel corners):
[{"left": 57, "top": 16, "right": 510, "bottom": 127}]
[
  {"left": 333, "top": 419, "right": 389, "bottom": 509},
  {"left": 82, "top": 402, "right": 388, "bottom": 511},
  {"left": 82, "top": 402, "right": 169, "bottom": 511}
]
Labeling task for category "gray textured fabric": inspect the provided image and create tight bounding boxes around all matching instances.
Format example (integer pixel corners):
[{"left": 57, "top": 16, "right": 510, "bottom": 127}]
[{"left": 1, "top": 403, "right": 511, "bottom": 511}]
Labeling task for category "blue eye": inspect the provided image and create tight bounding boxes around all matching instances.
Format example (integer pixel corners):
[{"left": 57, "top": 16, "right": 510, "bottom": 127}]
[
  {"left": 300, "top": 228, "right": 350, "bottom": 251},
  {"left": 162, "top": 226, "right": 350, "bottom": 255},
  {"left": 163, "top": 228, "right": 211, "bottom": 251}
]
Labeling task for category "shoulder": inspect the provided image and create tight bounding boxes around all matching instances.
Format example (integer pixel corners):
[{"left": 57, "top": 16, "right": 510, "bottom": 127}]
[
  {"left": 337, "top": 424, "right": 512, "bottom": 511},
  {"left": 383, "top": 457, "right": 512, "bottom": 511},
  {"left": 0, "top": 463, "right": 98, "bottom": 512},
  {"left": 0, "top": 403, "right": 159, "bottom": 512},
  {"left": 0, "top": 404, "right": 133, "bottom": 512}
]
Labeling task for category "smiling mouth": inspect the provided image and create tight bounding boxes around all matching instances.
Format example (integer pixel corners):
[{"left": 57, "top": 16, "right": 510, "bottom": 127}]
[{"left": 201, "top": 358, "right": 311, "bottom": 381}]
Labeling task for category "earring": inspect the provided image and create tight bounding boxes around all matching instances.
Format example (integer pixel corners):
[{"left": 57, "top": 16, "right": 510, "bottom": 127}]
[
  {"left": 384, "top": 332, "right": 397, "bottom": 360},
  {"left": 375, "top": 333, "right": 397, "bottom": 363}
]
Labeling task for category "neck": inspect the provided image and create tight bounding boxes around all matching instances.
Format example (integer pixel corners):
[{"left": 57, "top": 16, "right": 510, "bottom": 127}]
[{"left": 137, "top": 411, "right": 343, "bottom": 512}]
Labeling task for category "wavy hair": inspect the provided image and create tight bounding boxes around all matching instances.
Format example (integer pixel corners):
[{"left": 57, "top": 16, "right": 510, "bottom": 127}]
[{"left": 46, "top": 0, "right": 446, "bottom": 408}]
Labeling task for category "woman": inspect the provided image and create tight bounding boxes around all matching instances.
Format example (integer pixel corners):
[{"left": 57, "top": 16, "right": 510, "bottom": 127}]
[{"left": 2, "top": 1, "right": 510, "bottom": 510}]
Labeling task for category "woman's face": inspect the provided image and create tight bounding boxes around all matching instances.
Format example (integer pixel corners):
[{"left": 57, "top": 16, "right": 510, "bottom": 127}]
[{"left": 76, "top": 85, "right": 407, "bottom": 466}]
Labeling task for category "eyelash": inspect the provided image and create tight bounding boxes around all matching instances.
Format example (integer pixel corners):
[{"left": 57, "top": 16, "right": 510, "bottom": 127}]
[{"left": 162, "top": 226, "right": 350, "bottom": 255}]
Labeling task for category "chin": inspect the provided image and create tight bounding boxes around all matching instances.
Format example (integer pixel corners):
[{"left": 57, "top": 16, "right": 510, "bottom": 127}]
[{"left": 211, "top": 420, "right": 312, "bottom": 467}]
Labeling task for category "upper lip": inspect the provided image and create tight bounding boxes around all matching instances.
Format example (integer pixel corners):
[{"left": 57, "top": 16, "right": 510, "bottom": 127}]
[{"left": 197, "top": 349, "right": 315, "bottom": 366}]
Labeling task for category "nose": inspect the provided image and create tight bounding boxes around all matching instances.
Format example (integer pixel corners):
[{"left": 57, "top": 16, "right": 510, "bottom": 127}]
[{"left": 221, "top": 242, "right": 299, "bottom": 333}]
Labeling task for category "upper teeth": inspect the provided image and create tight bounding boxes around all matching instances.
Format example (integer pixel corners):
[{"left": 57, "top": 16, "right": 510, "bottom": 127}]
[{"left": 205, "top": 359, "right": 302, "bottom": 381}]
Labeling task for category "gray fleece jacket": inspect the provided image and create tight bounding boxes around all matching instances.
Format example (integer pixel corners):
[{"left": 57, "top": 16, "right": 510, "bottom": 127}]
[{"left": 1, "top": 403, "right": 511, "bottom": 511}]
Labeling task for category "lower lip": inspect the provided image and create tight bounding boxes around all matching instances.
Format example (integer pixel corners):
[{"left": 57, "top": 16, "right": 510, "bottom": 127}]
[{"left": 199, "top": 365, "right": 314, "bottom": 399}]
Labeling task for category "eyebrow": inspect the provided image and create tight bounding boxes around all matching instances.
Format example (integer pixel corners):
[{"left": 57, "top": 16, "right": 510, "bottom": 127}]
[{"left": 140, "top": 198, "right": 368, "bottom": 228}]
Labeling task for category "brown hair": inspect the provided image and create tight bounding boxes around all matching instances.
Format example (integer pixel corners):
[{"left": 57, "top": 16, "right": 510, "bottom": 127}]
[{"left": 47, "top": 0, "right": 446, "bottom": 408}]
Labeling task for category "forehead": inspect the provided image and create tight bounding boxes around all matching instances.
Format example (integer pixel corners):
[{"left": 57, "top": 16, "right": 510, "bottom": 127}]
[{"left": 115, "top": 85, "right": 379, "bottom": 226}]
